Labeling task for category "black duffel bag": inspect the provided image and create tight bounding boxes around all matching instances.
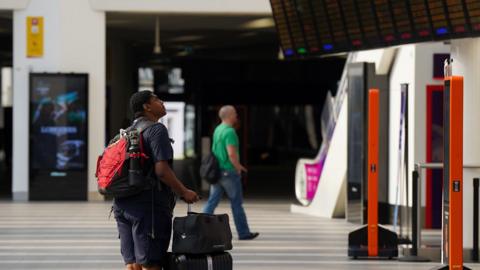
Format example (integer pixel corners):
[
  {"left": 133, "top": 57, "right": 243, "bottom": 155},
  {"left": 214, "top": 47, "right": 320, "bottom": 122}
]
[{"left": 172, "top": 205, "right": 233, "bottom": 254}]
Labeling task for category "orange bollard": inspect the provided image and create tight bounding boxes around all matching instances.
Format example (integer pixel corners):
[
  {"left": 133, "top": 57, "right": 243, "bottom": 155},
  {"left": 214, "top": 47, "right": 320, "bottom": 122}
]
[
  {"left": 367, "top": 89, "right": 379, "bottom": 257},
  {"left": 432, "top": 76, "right": 470, "bottom": 270},
  {"left": 348, "top": 89, "right": 398, "bottom": 259}
]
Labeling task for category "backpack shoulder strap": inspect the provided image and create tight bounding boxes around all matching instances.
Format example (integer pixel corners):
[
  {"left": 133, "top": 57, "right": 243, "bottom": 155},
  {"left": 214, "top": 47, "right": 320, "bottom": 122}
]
[{"left": 130, "top": 117, "right": 157, "bottom": 133}]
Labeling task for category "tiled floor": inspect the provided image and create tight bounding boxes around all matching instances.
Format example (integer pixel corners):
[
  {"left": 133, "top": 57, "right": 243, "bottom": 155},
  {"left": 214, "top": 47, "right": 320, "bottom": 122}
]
[{"left": 0, "top": 200, "right": 478, "bottom": 270}]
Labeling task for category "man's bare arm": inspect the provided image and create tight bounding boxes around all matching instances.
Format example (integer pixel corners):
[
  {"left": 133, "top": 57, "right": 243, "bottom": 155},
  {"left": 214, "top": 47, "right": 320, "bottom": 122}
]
[
  {"left": 155, "top": 161, "right": 199, "bottom": 203},
  {"left": 226, "top": 145, "right": 247, "bottom": 174}
]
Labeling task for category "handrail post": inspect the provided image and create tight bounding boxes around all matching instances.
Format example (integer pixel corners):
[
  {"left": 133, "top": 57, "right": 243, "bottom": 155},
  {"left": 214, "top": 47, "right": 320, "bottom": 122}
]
[
  {"left": 398, "top": 166, "right": 429, "bottom": 262},
  {"left": 474, "top": 178, "right": 479, "bottom": 262},
  {"left": 412, "top": 169, "right": 419, "bottom": 256}
]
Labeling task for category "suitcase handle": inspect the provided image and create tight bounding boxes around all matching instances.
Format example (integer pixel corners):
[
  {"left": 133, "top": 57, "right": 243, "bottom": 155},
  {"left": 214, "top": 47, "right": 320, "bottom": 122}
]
[
  {"left": 186, "top": 204, "right": 218, "bottom": 216},
  {"left": 187, "top": 204, "right": 201, "bottom": 215},
  {"left": 185, "top": 197, "right": 202, "bottom": 215}
]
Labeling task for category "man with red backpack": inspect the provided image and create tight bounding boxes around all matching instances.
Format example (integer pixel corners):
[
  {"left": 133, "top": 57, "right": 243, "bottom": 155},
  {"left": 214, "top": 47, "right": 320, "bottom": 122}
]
[{"left": 112, "top": 91, "right": 199, "bottom": 270}]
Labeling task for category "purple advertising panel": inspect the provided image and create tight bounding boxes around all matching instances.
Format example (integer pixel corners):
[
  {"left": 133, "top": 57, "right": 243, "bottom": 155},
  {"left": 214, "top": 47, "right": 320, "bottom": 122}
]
[{"left": 305, "top": 160, "right": 324, "bottom": 201}]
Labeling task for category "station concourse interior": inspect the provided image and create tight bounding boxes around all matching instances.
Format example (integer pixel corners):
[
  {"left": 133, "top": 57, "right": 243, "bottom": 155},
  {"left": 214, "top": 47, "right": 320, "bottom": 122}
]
[{"left": 0, "top": 1, "right": 480, "bottom": 269}]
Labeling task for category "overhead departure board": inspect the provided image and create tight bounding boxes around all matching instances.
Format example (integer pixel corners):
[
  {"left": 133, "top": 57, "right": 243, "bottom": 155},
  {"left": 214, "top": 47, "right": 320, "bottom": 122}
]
[
  {"left": 426, "top": 0, "right": 450, "bottom": 37},
  {"left": 374, "top": 0, "right": 396, "bottom": 43},
  {"left": 410, "top": 0, "right": 433, "bottom": 39},
  {"left": 466, "top": 0, "right": 480, "bottom": 31},
  {"left": 357, "top": 0, "right": 381, "bottom": 46},
  {"left": 270, "top": 0, "right": 480, "bottom": 58},
  {"left": 270, "top": 0, "right": 295, "bottom": 57},
  {"left": 325, "top": 0, "right": 349, "bottom": 50},
  {"left": 282, "top": 0, "right": 307, "bottom": 55},
  {"left": 342, "top": 0, "right": 363, "bottom": 48},
  {"left": 391, "top": 0, "right": 413, "bottom": 41},
  {"left": 295, "top": 0, "right": 321, "bottom": 53},
  {"left": 445, "top": 0, "right": 469, "bottom": 35},
  {"left": 310, "top": 0, "right": 334, "bottom": 52}
]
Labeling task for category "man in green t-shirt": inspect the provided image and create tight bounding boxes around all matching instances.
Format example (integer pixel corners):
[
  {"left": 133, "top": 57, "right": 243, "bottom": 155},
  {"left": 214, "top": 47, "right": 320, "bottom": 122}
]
[{"left": 202, "top": 105, "right": 259, "bottom": 240}]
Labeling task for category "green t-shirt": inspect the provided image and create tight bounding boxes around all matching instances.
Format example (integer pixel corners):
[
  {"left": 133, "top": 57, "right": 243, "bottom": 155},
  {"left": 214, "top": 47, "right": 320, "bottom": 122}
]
[{"left": 212, "top": 123, "right": 239, "bottom": 171}]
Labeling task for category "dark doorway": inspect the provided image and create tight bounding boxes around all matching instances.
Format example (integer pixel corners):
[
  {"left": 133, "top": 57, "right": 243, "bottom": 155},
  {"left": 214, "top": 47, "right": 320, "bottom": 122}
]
[
  {"left": 426, "top": 85, "right": 444, "bottom": 229},
  {"left": 0, "top": 11, "right": 12, "bottom": 199}
]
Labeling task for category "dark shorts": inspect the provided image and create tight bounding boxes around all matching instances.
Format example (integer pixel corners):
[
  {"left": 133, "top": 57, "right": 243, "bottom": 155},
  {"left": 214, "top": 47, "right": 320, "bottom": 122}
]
[{"left": 113, "top": 205, "right": 172, "bottom": 267}]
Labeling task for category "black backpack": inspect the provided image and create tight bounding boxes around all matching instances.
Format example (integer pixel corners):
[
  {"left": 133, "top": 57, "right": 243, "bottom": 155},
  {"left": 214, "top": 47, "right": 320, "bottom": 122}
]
[{"left": 199, "top": 153, "right": 220, "bottom": 184}]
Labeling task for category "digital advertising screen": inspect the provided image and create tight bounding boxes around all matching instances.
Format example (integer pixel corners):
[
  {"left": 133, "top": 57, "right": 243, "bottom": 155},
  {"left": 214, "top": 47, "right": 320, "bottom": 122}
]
[{"left": 30, "top": 73, "right": 88, "bottom": 171}]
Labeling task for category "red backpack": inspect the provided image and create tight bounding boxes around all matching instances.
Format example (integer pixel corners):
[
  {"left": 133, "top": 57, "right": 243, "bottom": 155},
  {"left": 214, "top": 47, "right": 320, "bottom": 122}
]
[{"left": 96, "top": 119, "right": 156, "bottom": 198}]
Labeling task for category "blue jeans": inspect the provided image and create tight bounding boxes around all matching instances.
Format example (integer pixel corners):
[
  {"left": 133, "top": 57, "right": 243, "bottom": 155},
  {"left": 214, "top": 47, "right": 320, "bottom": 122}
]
[{"left": 202, "top": 170, "right": 251, "bottom": 238}]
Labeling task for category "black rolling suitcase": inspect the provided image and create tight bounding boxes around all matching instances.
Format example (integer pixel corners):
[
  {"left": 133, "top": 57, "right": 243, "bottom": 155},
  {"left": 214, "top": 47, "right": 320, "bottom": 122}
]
[{"left": 164, "top": 252, "right": 232, "bottom": 270}]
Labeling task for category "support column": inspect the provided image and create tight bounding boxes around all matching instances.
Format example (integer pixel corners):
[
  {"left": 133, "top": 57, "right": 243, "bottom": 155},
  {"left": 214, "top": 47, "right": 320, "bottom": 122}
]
[
  {"left": 12, "top": 0, "right": 105, "bottom": 201},
  {"left": 451, "top": 38, "right": 480, "bottom": 250}
]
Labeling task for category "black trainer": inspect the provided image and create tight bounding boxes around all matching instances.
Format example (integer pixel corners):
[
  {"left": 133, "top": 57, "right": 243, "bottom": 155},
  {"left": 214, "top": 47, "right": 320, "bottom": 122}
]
[{"left": 239, "top": 232, "right": 259, "bottom": 240}]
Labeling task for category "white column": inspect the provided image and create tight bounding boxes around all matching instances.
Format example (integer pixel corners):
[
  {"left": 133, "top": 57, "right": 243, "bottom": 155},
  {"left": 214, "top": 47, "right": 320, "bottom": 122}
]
[
  {"left": 12, "top": 0, "right": 105, "bottom": 201},
  {"left": 451, "top": 38, "right": 480, "bottom": 249},
  {"left": 388, "top": 45, "right": 415, "bottom": 207}
]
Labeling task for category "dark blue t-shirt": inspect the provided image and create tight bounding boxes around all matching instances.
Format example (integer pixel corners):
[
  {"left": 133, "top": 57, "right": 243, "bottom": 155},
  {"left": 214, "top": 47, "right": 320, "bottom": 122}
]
[{"left": 114, "top": 123, "right": 176, "bottom": 213}]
